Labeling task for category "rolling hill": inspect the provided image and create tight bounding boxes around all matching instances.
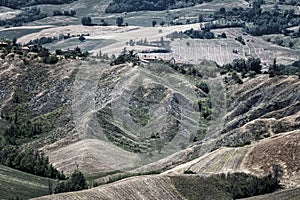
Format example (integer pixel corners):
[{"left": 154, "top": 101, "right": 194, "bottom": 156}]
[
  {"left": 0, "top": 164, "right": 53, "bottom": 199},
  {"left": 0, "top": 0, "right": 300, "bottom": 199}
]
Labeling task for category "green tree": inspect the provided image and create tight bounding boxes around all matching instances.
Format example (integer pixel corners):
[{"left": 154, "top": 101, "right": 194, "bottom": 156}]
[
  {"left": 81, "top": 16, "right": 92, "bottom": 26},
  {"left": 54, "top": 170, "right": 87, "bottom": 193},
  {"left": 198, "top": 14, "right": 204, "bottom": 22},
  {"left": 79, "top": 35, "right": 86, "bottom": 42},
  {"left": 152, "top": 20, "right": 157, "bottom": 27},
  {"left": 246, "top": 57, "right": 262, "bottom": 74},
  {"left": 116, "top": 17, "right": 124, "bottom": 26},
  {"left": 69, "top": 170, "right": 88, "bottom": 191}
]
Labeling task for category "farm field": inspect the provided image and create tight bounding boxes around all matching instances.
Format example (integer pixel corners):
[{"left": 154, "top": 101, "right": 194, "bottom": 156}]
[
  {"left": 44, "top": 38, "right": 117, "bottom": 53},
  {"left": 0, "top": 164, "right": 53, "bottom": 199},
  {"left": 14, "top": 24, "right": 300, "bottom": 66},
  {"left": 211, "top": 28, "right": 300, "bottom": 65},
  {"left": 0, "top": 0, "right": 300, "bottom": 199},
  {"left": 0, "top": 26, "right": 51, "bottom": 40}
]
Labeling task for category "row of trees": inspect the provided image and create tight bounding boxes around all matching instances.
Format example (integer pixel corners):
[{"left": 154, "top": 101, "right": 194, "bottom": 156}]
[
  {"left": 81, "top": 16, "right": 125, "bottom": 26},
  {"left": 105, "top": 0, "right": 213, "bottom": 13},
  {"left": 0, "top": 139, "right": 65, "bottom": 179},
  {"left": 53, "top": 9, "right": 76, "bottom": 17},
  {"left": 0, "top": 0, "right": 76, "bottom": 9}
]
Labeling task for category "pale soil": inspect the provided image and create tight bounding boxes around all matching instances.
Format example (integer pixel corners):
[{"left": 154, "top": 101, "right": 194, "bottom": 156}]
[
  {"left": 0, "top": 6, "right": 21, "bottom": 20},
  {"left": 33, "top": 175, "right": 186, "bottom": 200},
  {"left": 163, "top": 130, "right": 300, "bottom": 188},
  {"left": 163, "top": 146, "right": 250, "bottom": 175},
  {"left": 46, "top": 139, "right": 142, "bottom": 175},
  {"left": 241, "top": 130, "right": 300, "bottom": 188},
  {"left": 15, "top": 24, "right": 299, "bottom": 65}
]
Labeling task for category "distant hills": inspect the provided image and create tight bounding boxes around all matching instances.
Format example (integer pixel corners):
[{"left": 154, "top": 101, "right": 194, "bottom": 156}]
[{"left": 0, "top": 0, "right": 77, "bottom": 9}]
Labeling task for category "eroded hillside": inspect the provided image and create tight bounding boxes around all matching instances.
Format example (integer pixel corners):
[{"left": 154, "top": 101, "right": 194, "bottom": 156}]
[
  {"left": 1, "top": 57, "right": 221, "bottom": 175},
  {"left": 0, "top": 55, "right": 299, "bottom": 199}
]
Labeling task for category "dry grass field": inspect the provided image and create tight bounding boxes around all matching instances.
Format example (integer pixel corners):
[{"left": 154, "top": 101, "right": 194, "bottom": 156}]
[{"left": 12, "top": 24, "right": 299, "bottom": 66}]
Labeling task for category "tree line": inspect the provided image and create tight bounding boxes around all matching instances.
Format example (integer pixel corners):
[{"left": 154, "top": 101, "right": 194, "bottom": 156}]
[
  {"left": 105, "top": 0, "right": 213, "bottom": 13},
  {"left": 0, "top": 138, "right": 65, "bottom": 179},
  {"left": 212, "top": 2, "right": 300, "bottom": 36},
  {"left": 0, "top": 0, "right": 76, "bottom": 9}
]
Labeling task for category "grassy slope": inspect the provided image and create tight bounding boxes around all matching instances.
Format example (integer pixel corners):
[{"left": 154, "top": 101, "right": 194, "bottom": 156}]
[
  {"left": 0, "top": 27, "right": 48, "bottom": 40},
  {"left": 0, "top": 164, "right": 53, "bottom": 199},
  {"left": 33, "top": 174, "right": 233, "bottom": 200},
  {"left": 241, "top": 187, "right": 300, "bottom": 200}
]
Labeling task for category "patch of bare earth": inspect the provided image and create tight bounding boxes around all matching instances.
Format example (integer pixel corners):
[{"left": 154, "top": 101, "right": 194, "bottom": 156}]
[{"left": 241, "top": 131, "right": 300, "bottom": 188}]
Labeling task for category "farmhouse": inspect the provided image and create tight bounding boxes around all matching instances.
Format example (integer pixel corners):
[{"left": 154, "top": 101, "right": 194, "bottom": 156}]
[
  {"left": 136, "top": 52, "right": 191, "bottom": 64},
  {"left": 137, "top": 53, "right": 175, "bottom": 63}
]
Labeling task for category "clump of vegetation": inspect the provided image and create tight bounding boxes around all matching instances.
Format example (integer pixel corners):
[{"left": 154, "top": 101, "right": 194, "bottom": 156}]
[
  {"left": 96, "top": 107, "right": 149, "bottom": 153},
  {"left": 54, "top": 170, "right": 87, "bottom": 193},
  {"left": 211, "top": 1, "right": 300, "bottom": 37},
  {"left": 110, "top": 49, "right": 139, "bottom": 66},
  {"left": 169, "top": 63, "right": 202, "bottom": 77},
  {"left": 116, "top": 17, "right": 124, "bottom": 26},
  {"left": 172, "top": 171, "right": 282, "bottom": 200},
  {"left": 0, "top": 7, "right": 47, "bottom": 27},
  {"left": 81, "top": 16, "right": 93, "bottom": 26},
  {"left": 269, "top": 58, "right": 300, "bottom": 78},
  {"left": 231, "top": 72, "right": 243, "bottom": 84},
  {"left": 53, "top": 9, "right": 76, "bottom": 17},
  {"left": 183, "top": 170, "right": 196, "bottom": 174},
  {"left": 183, "top": 28, "right": 215, "bottom": 39},
  {"left": 0, "top": 140, "right": 65, "bottom": 179},
  {"left": 225, "top": 171, "right": 282, "bottom": 199},
  {"left": 235, "top": 36, "right": 245, "bottom": 45},
  {"left": 196, "top": 81, "right": 209, "bottom": 94},
  {"left": 55, "top": 46, "right": 89, "bottom": 59},
  {"left": 198, "top": 97, "right": 212, "bottom": 119},
  {"left": 129, "top": 108, "right": 150, "bottom": 126},
  {"left": 220, "top": 57, "right": 262, "bottom": 78}
]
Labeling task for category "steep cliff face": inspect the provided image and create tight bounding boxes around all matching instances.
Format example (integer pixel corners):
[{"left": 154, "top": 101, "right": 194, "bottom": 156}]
[
  {"left": 129, "top": 75, "right": 300, "bottom": 181},
  {"left": 217, "top": 75, "right": 300, "bottom": 147},
  {"left": 42, "top": 61, "right": 208, "bottom": 175}
]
